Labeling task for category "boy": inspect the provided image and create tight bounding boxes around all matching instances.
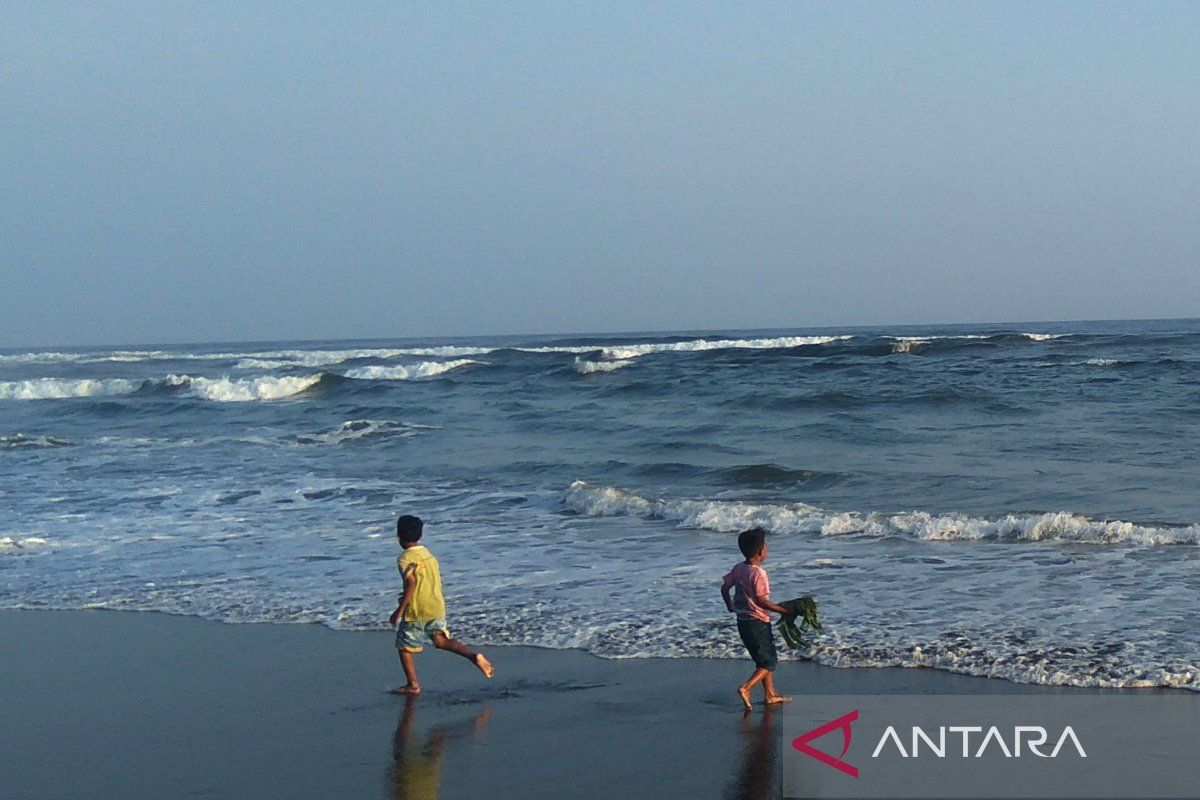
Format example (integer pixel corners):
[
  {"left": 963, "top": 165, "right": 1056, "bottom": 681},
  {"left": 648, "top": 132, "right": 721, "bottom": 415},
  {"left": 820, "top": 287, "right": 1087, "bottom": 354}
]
[
  {"left": 721, "top": 527, "right": 792, "bottom": 710},
  {"left": 388, "top": 515, "right": 493, "bottom": 693}
]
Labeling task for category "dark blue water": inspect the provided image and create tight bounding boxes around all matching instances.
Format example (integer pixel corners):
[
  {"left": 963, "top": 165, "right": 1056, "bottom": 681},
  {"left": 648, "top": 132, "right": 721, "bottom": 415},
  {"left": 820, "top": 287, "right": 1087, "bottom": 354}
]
[{"left": 3, "top": 319, "right": 1199, "bottom": 688}]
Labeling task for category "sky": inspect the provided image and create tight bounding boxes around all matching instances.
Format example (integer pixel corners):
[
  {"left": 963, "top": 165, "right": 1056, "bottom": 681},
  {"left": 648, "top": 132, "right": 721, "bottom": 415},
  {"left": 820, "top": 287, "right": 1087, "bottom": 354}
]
[{"left": 2, "top": 2, "right": 1198, "bottom": 347}]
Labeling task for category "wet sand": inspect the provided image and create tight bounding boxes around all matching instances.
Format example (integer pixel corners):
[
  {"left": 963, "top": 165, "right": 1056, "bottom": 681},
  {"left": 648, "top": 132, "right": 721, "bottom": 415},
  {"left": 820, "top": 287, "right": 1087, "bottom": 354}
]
[{"left": 0, "top": 610, "right": 1112, "bottom": 799}]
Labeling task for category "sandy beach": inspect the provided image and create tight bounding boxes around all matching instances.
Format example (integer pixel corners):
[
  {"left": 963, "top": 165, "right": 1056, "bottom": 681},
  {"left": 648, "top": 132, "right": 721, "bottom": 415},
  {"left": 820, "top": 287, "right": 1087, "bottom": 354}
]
[{"left": 0, "top": 609, "right": 1146, "bottom": 800}]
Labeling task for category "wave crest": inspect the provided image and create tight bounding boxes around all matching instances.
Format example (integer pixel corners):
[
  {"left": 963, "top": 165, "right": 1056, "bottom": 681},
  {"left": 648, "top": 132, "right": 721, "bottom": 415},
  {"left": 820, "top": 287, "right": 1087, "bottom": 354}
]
[
  {"left": 598, "top": 335, "right": 850, "bottom": 361},
  {"left": 343, "top": 359, "right": 484, "bottom": 381},
  {"left": 166, "top": 374, "right": 326, "bottom": 402},
  {"left": 1, "top": 433, "right": 73, "bottom": 448},
  {"left": 563, "top": 481, "right": 1200, "bottom": 546},
  {"left": 573, "top": 357, "right": 633, "bottom": 375},
  {"left": 296, "top": 419, "right": 434, "bottom": 445},
  {"left": 0, "top": 378, "right": 140, "bottom": 400}
]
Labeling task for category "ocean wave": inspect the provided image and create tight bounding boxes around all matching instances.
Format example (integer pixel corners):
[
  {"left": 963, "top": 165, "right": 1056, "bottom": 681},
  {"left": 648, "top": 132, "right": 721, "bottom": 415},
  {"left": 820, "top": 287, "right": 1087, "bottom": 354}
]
[
  {"left": 343, "top": 359, "right": 484, "bottom": 381},
  {"left": 573, "top": 357, "right": 633, "bottom": 375},
  {"left": 295, "top": 419, "right": 434, "bottom": 445},
  {"left": 0, "top": 350, "right": 177, "bottom": 364},
  {"left": 0, "top": 360, "right": 479, "bottom": 403},
  {"left": 233, "top": 346, "right": 494, "bottom": 369},
  {"left": 563, "top": 481, "right": 1200, "bottom": 546},
  {"left": 715, "top": 464, "right": 841, "bottom": 488},
  {"left": 165, "top": 374, "right": 327, "bottom": 402},
  {"left": 0, "top": 345, "right": 494, "bottom": 367},
  {"left": 888, "top": 332, "right": 1063, "bottom": 354},
  {"left": 0, "top": 433, "right": 73, "bottom": 448},
  {"left": 0, "top": 536, "right": 51, "bottom": 552},
  {"left": 598, "top": 335, "right": 851, "bottom": 361},
  {"left": 0, "top": 331, "right": 1073, "bottom": 369},
  {"left": 802, "top": 632, "right": 1200, "bottom": 691},
  {"left": 0, "top": 378, "right": 141, "bottom": 400}
]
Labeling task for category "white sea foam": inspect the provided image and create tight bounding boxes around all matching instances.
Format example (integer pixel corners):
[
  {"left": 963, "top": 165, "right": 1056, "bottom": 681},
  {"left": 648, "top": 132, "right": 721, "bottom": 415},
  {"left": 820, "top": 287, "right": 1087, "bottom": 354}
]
[
  {"left": 0, "top": 434, "right": 73, "bottom": 448},
  {"left": 0, "top": 332, "right": 1070, "bottom": 367},
  {"left": 563, "top": 481, "right": 1200, "bottom": 546},
  {"left": 0, "top": 536, "right": 51, "bottom": 552},
  {"left": 573, "top": 357, "right": 634, "bottom": 375},
  {"left": 233, "top": 346, "right": 494, "bottom": 368},
  {"left": 888, "top": 333, "right": 1061, "bottom": 354},
  {"left": 298, "top": 419, "right": 433, "bottom": 445},
  {"left": 343, "top": 359, "right": 484, "bottom": 381},
  {"left": 891, "top": 337, "right": 928, "bottom": 353},
  {"left": 167, "top": 374, "right": 324, "bottom": 402},
  {"left": 0, "top": 378, "right": 140, "bottom": 400},
  {"left": 598, "top": 335, "right": 850, "bottom": 361}
]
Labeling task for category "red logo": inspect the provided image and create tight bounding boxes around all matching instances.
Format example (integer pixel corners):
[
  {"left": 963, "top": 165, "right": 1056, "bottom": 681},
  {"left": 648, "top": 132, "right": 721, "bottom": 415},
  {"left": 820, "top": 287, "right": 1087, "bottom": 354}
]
[{"left": 792, "top": 709, "right": 859, "bottom": 778}]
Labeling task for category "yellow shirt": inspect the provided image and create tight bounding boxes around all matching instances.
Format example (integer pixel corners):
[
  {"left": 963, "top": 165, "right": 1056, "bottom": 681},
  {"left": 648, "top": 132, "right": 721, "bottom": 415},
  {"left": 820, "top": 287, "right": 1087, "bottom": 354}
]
[{"left": 397, "top": 545, "right": 445, "bottom": 621}]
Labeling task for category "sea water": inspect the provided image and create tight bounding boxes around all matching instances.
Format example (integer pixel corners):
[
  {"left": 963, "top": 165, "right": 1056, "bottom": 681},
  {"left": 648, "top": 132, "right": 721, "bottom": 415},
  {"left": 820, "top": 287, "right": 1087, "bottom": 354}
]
[{"left": 3, "top": 319, "right": 1200, "bottom": 689}]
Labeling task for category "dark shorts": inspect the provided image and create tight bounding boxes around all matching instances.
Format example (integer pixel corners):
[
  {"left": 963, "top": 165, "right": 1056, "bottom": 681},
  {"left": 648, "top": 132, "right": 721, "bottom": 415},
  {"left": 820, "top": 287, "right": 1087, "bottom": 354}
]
[{"left": 737, "top": 617, "right": 778, "bottom": 671}]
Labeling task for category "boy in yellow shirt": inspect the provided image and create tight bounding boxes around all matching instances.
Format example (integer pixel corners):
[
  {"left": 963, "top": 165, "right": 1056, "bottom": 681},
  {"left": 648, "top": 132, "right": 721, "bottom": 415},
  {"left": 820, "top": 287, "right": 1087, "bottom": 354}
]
[{"left": 388, "top": 515, "right": 494, "bottom": 693}]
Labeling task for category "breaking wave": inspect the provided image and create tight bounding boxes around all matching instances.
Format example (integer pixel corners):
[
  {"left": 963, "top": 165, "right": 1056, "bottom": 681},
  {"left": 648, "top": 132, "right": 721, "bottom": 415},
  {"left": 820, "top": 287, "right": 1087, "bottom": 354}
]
[
  {"left": 889, "top": 333, "right": 1063, "bottom": 354},
  {"left": 573, "top": 357, "right": 633, "bottom": 375},
  {"left": 343, "top": 359, "right": 484, "bottom": 380},
  {"left": 1, "top": 433, "right": 73, "bottom": 448},
  {"left": 563, "top": 482, "right": 1200, "bottom": 546},
  {"left": 164, "top": 374, "right": 327, "bottom": 402},
  {"left": 0, "top": 331, "right": 1077, "bottom": 371},
  {"left": 597, "top": 335, "right": 851, "bottom": 360},
  {"left": 0, "top": 378, "right": 141, "bottom": 400},
  {"left": 295, "top": 419, "right": 434, "bottom": 445},
  {"left": 233, "top": 346, "right": 493, "bottom": 369},
  {"left": 0, "top": 536, "right": 51, "bottom": 552}
]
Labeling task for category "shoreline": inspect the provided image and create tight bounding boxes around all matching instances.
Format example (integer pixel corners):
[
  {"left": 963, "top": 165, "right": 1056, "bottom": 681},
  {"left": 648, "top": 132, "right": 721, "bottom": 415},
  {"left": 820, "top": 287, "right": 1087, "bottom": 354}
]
[{"left": 1, "top": 608, "right": 1168, "bottom": 800}]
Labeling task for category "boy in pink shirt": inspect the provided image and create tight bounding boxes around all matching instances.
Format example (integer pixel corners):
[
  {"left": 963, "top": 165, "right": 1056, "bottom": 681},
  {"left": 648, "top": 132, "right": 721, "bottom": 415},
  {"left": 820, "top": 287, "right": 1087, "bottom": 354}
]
[{"left": 721, "top": 527, "right": 793, "bottom": 710}]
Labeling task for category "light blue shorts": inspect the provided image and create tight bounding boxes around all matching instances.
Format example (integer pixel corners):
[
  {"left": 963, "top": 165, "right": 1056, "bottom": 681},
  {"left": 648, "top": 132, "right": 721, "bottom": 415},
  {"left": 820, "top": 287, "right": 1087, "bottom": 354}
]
[{"left": 395, "top": 617, "right": 449, "bottom": 652}]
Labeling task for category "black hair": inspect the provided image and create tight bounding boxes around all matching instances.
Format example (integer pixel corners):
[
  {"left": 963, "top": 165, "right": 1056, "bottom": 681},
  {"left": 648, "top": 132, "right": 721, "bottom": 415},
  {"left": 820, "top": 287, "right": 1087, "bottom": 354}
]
[
  {"left": 396, "top": 515, "right": 424, "bottom": 544},
  {"left": 737, "top": 527, "right": 767, "bottom": 558}
]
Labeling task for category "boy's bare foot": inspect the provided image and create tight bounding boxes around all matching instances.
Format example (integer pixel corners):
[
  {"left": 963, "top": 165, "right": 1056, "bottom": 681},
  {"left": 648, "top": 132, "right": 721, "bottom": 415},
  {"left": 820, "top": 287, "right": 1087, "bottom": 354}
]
[
  {"left": 737, "top": 685, "right": 753, "bottom": 710},
  {"left": 388, "top": 685, "right": 422, "bottom": 695},
  {"left": 765, "top": 694, "right": 791, "bottom": 705},
  {"left": 474, "top": 653, "right": 494, "bottom": 679}
]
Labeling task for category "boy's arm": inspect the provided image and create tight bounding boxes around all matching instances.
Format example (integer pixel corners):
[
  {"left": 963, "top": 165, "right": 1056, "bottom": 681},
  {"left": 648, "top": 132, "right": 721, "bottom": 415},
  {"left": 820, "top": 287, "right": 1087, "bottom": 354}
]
[
  {"left": 751, "top": 593, "right": 790, "bottom": 617},
  {"left": 720, "top": 578, "right": 735, "bottom": 612},
  {"left": 389, "top": 569, "right": 417, "bottom": 626}
]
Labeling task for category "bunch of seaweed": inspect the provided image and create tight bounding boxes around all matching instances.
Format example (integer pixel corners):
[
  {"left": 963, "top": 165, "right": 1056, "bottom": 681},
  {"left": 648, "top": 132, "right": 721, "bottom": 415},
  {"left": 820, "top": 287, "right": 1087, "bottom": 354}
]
[{"left": 776, "top": 596, "right": 821, "bottom": 649}]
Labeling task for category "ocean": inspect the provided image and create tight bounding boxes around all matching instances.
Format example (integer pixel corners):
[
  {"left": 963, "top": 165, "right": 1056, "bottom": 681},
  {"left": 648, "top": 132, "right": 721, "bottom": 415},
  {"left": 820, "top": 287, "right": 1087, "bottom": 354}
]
[{"left": 3, "top": 318, "right": 1199, "bottom": 690}]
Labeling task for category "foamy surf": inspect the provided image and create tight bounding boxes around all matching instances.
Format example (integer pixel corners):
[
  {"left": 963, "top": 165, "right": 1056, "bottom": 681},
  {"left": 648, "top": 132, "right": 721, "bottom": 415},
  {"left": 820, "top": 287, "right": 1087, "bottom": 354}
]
[
  {"left": 162, "top": 374, "right": 325, "bottom": 402},
  {"left": 0, "top": 536, "right": 51, "bottom": 552},
  {"left": 343, "top": 359, "right": 484, "bottom": 380},
  {"left": 1, "top": 434, "right": 73, "bottom": 448},
  {"left": 0, "top": 378, "right": 141, "bottom": 400},
  {"left": 573, "top": 357, "right": 633, "bottom": 375},
  {"left": 563, "top": 481, "right": 1200, "bottom": 546},
  {"left": 598, "top": 335, "right": 851, "bottom": 360},
  {"left": 296, "top": 419, "right": 434, "bottom": 445}
]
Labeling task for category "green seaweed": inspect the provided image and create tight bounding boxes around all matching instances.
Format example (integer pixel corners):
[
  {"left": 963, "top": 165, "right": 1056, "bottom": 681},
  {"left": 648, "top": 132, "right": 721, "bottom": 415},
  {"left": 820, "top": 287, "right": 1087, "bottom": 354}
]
[{"left": 776, "top": 595, "right": 822, "bottom": 650}]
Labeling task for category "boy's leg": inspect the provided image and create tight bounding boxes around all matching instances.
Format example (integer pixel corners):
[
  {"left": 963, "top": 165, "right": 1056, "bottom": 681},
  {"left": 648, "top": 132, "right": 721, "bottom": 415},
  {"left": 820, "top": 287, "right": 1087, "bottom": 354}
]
[
  {"left": 762, "top": 671, "right": 790, "bottom": 704},
  {"left": 430, "top": 631, "right": 494, "bottom": 679},
  {"left": 395, "top": 649, "right": 421, "bottom": 693},
  {"left": 738, "top": 668, "right": 769, "bottom": 711}
]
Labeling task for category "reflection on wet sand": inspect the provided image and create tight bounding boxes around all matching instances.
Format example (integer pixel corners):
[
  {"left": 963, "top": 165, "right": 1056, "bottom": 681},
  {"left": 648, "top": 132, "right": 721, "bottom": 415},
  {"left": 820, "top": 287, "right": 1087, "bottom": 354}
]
[
  {"left": 725, "top": 706, "right": 780, "bottom": 800},
  {"left": 387, "top": 695, "right": 492, "bottom": 800}
]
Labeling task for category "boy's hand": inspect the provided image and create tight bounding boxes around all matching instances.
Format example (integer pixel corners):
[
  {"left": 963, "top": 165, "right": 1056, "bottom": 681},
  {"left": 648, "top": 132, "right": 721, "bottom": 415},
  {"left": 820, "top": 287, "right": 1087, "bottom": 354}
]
[{"left": 388, "top": 607, "right": 402, "bottom": 626}]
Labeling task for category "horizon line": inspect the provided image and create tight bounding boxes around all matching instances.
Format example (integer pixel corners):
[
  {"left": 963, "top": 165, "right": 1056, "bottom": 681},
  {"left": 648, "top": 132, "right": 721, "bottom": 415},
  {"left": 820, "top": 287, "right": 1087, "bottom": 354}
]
[{"left": 5, "top": 313, "right": 1198, "bottom": 353}]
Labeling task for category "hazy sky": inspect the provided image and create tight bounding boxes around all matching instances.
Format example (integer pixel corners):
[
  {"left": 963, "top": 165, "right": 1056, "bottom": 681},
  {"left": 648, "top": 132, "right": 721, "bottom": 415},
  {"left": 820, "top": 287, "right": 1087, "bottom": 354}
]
[{"left": 3, "top": 2, "right": 1198, "bottom": 347}]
